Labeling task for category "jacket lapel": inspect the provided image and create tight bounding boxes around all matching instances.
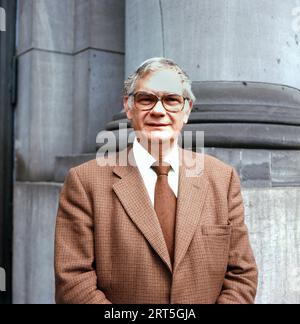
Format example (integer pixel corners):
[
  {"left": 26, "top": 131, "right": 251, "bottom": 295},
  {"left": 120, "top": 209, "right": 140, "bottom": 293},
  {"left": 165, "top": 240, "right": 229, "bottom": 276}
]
[
  {"left": 112, "top": 145, "right": 173, "bottom": 272},
  {"left": 173, "top": 148, "right": 209, "bottom": 272},
  {"left": 111, "top": 145, "right": 209, "bottom": 274}
]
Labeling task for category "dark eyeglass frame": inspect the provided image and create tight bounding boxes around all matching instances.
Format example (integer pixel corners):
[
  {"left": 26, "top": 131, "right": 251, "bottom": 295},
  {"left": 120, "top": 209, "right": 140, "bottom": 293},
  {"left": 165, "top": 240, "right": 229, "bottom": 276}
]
[{"left": 128, "top": 91, "right": 190, "bottom": 112}]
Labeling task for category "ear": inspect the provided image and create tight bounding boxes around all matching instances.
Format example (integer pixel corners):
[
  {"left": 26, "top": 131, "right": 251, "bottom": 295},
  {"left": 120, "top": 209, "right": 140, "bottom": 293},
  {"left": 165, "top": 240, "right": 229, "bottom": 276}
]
[
  {"left": 183, "top": 100, "right": 193, "bottom": 124},
  {"left": 123, "top": 96, "right": 133, "bottom": 120}
]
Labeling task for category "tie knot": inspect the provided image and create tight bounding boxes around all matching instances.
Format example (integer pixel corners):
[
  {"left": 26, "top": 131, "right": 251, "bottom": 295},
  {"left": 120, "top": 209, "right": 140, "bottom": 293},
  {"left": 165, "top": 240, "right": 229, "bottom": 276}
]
[{"left": 151, "top": 162, "right": 172, "bottom": 176}]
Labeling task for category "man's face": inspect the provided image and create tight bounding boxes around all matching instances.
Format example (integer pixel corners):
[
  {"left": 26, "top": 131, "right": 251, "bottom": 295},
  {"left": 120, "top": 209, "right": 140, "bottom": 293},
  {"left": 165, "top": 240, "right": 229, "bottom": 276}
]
[{"left": 124, "top": 69, "right": 193, "bottom": 145}]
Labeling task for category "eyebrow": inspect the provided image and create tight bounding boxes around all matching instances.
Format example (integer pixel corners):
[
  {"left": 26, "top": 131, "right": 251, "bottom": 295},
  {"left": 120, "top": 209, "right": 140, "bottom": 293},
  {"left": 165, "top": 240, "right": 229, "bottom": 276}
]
[{"left": 135, "top": 90, "right": 182, "bottom": 96}]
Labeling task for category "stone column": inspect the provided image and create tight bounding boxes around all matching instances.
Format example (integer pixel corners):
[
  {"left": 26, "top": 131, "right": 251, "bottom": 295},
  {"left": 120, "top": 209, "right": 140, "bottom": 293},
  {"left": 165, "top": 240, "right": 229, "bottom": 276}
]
[
  {"left": 124, "top": 0, "right": 300, "bottom": 148},
  {"left": 120, "top": 0, "right": 300, "bottom": 303},
  {"left": 73, "top": 0, "right": 124, "bottom": 154},
  {"left": 15, "top": 0, "right": 75, "bottom": 182},
  {"left": 15, "top": 0, "right": 125, "bottom": 181},
  {"left": 13, "top": 0, "right": 125, "bottom": 304}
]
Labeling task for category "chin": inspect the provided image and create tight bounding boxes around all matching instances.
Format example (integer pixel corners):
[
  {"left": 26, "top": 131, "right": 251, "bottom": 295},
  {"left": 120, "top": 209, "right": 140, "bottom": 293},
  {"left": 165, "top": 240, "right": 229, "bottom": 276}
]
[{"left": 148, "top": 130, "right": 175, "bottom": 144}]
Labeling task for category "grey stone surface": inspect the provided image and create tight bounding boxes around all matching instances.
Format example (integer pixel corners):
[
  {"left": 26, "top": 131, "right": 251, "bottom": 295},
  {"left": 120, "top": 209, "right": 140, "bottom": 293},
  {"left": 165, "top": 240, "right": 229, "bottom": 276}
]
[
  {"left": 54, "top": 154, "right": 95, "bottom": 182},
  {"left": 125, "top": 1, "right": 300, "bottom": 149},
  {"left": 14, "top": 0, "right": 126, "bottom": 297},
  {"left": 271, "top": 151, "right": 300, "bottom": 186},
  {"left": 205, "top": 147, "right": 242, "bottom": 176},
  {"left": 75, "top": 0, "right": 125, "bottom": 53},
  {"left": 15, "top": 50, "right": 73, "bottom": 181},
  {"left": 125, "top": 0, "right": 164, "bottom": 74},
  {"left": 206, "top": 148, "right": 300, "bottom": 188},
  {"left": 73, "top": 49, "right": 124, "bottom": 153},
  {"left": 15, "top": 0, "right": 125, "bottom": 181},
  {"left": 12, "top": 0, "right": 300, "bottom": 306},
  {"left": 244, "top": 188, "right": 300, "bottom": 304},
  {"left": 126, "top": 0, "right": 300, "bottom": 89},
  {"left": 108, "top": 81, "right": 300, "bottom": 148},
  {"left": 13, "top": 182, "right": 62, "bottom": 304},
  {"left": 241, "top": 150, "right": 271, "bottom": 188},
  {"left": 114, "top": 122, "right": 300, "bottom": 150},
  {"left": 191, "top": 82, "right": 300, "bottom": 109},
  {"left": 18, "top": 0, "right": 75, "bottom": 54},
  {"left": 183, "top": 123, "right": 300, "bottom": 149},
  {"left": 18, "top": 0, "right": 125, "bottom": 54},
  {"left": 17, "top": 0, "right": 34, "bottom": 53}
]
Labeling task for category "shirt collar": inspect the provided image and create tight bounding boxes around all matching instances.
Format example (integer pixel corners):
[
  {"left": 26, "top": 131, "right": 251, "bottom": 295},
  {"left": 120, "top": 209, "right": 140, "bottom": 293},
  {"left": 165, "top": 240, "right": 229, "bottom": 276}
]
[{"left": 133, "top": 137, "right": 179, "bottom": 174}]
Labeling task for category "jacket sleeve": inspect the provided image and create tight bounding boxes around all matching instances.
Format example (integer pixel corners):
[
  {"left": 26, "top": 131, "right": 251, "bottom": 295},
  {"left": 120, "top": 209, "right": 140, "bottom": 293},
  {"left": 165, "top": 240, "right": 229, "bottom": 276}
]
[
  {"left": 216, "top": 168, "right": 258, "bottom": 304},
  {"left": 55, "top": 168, "right": 112, "bottom": 304}
]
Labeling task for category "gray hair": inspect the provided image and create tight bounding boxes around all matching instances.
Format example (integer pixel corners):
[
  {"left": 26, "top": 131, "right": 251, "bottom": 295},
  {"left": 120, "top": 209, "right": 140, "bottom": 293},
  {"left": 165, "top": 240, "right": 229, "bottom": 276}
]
[{"left": 124, "top": 57, "right": 196, "bottom": 107}]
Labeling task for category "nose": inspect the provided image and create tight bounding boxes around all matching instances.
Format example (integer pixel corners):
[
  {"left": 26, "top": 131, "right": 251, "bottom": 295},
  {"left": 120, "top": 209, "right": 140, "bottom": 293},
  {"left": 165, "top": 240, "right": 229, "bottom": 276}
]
[{"left": 150, "top": 100, "right": 166, "bottom": 115}]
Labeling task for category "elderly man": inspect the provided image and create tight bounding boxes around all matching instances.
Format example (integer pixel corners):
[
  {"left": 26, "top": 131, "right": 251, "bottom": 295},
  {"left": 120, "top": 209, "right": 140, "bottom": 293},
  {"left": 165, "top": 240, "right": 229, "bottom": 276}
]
[{"left": 55, "top": 58, "right": 258, "bottom": 304}]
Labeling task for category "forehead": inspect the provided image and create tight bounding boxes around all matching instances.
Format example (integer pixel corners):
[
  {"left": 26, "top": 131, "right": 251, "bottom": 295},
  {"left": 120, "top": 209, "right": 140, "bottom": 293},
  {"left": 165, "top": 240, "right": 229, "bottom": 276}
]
[{"left": 135, "top": 69, "right": 184, "bottom": 95}]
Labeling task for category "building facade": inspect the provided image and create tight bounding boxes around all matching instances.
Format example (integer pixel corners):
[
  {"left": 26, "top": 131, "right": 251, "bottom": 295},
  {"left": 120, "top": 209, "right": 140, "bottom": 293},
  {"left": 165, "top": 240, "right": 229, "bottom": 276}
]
[{"left": 1, "top": 0, "right": 300, "bottom": 304}]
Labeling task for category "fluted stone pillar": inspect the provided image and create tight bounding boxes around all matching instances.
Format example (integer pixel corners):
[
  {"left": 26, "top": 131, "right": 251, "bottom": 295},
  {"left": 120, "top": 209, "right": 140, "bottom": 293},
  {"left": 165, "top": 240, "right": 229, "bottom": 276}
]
[
  {"left": 122, "top": 0, "right": 300, "bottom": 148},
  {"left": 126, "top": 0, "right": 300, "bottom": 86},
  {"left": 105, "top": 0, "right": 300, "bottom": 303}
]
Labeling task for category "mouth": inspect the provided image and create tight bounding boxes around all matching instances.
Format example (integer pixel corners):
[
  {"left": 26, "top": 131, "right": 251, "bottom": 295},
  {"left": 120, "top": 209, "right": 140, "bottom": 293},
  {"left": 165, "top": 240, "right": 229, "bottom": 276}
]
[{"left": 146, "top": 123, "right": 171, "bottom": 127}]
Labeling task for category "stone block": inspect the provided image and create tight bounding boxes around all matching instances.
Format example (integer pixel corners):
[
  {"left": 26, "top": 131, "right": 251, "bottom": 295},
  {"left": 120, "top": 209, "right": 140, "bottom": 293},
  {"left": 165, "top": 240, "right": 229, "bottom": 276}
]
[
  {"left": 271, "top": 151, "right": 300, "bottom": 186},
  {"left": 15, "top": 50, "right": 73, "bottom": 181},
  {"left": 126, "top": 0, "right": 300, "bottom": 89},
  {"left": 18, "top": 0, "right": 74, "bottom": 54},
  {"left": 204, "top": 147, "right": 242, "bottom": 176},
  {"left": 73, "top": 49, "right": 124, "bottom": 153},
  {"left": 13, "top": 182, "right": 62, "bottom": 304},
  {"left": 17, "top": 0, "right": 34, "bottom": 54},
  {"left": 243, "top": 187, "right": 300, "bottom": 304},
  {"left": 241, "top": 149, "right": 271, "bottom": 187},
  {"left": 75, "top": 0, "right": 125, "bottom": 53},
  {"left": 125, "top": 0, "right": 164, "bottom": 75}
]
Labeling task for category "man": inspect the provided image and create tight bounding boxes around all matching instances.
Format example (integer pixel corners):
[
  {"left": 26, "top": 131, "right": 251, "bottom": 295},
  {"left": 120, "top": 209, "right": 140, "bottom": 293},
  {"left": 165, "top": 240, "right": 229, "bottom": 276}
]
[{"left": 55, "top": 58, "right": 258, "bottom": 304}]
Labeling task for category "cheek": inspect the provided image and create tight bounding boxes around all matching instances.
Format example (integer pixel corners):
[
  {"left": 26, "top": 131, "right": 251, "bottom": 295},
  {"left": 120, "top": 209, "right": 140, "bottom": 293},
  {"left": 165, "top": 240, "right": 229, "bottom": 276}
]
[{"left": 171, "top": 116, "right": 185, "bottom": 130}]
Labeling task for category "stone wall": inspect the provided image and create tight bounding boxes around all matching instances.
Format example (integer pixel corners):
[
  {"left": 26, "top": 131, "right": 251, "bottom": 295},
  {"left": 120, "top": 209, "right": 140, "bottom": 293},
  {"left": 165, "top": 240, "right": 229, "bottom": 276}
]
[
  {"left": 13, "top": 0, "right": 125, "bottom": 303},
  {"left": 13, "top": 0, "right": 300, "bottom": 304},
  {"left": 15, "top": 0, "right": 125, "bottom": 181}
]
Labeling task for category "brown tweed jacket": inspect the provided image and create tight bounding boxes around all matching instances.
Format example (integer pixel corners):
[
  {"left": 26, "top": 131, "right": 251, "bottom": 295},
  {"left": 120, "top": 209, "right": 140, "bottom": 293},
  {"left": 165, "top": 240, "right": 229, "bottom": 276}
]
[{"left": 55, "top": 145, "right": 258, "bottom": 304}]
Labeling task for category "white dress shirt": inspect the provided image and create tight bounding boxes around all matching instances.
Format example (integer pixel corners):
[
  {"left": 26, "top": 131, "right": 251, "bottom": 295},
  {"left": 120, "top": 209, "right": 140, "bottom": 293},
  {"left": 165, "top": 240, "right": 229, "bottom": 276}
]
[{"left": 132, "top": 137, "right": 179, "bottom": 206}]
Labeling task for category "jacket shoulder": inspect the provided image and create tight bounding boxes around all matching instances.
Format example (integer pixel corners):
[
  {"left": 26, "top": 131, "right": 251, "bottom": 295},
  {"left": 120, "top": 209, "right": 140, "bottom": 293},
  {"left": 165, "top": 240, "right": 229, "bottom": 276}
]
[
  {"left": 67, "top": 156, "right": 115, "bottom": 186},
  {"left": 71, "top": 151, "right": 119, "bottom": 174},
  {"left": 70, "top": 159, "right": 98, "bottom": 176}
]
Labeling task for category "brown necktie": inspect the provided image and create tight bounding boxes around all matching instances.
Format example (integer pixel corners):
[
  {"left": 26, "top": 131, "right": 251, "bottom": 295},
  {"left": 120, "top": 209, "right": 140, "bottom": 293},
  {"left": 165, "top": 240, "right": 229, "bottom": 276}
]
[{"left": 151, "top": 163, "right": 177, "bottom": 265}]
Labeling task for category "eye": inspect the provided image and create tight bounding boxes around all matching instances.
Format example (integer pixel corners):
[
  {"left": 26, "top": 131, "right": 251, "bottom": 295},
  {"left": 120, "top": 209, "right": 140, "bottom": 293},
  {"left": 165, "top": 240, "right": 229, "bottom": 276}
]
[
  {"left": 136, "top": 94, "right": 156, "bottom": 105},
  {"left": 164, "top": 95, "right": 183, "bottom": 105}
]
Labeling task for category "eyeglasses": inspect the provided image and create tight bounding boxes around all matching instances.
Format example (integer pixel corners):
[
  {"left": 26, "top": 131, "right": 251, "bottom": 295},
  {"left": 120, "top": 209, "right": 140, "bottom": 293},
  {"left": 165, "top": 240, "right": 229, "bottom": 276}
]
[{"left": 129, "top": 91, "right": 189, "bottom": 112}]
